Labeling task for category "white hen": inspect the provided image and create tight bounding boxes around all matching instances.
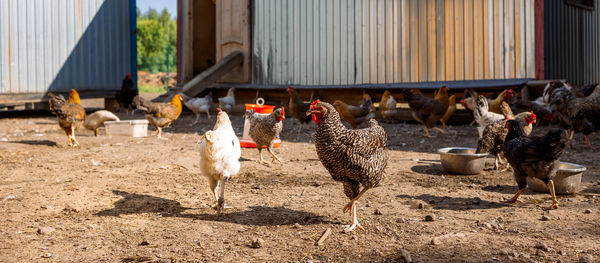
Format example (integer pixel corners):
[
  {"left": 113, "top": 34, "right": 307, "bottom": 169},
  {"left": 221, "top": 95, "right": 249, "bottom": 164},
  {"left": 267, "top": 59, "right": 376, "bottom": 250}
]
[
  {"left": 83, "top": 110, "right": 120, "bottom": 136},
  {"left": 198, "top": 109, "right": 241, "bottom": 217},
  {"left": 218, "top": 88, "right": 235, "bottom": 113},
  {"left": 181, "top": 93, "right": 212, "bottom": 125}
]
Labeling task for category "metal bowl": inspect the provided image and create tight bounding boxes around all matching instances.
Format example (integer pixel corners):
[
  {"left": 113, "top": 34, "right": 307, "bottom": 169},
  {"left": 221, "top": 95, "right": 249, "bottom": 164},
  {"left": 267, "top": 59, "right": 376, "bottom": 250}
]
[
  {"left": 527, "top": 162, "right": 586, "bottom": 194},
  {"left": 438, "top": 147, "right": 488, "bottom": 175}
]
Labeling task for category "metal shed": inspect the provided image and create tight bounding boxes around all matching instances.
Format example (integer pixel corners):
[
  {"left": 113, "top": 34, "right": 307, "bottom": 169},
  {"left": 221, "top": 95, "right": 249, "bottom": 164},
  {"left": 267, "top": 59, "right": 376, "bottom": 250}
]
[
  {"left": 0, "top": 0, "right": 136, "bottom": 105},
  {"left": 178, "top": 0, "right": 546, "bottom": 91},
  {"left": 545, "top": 0, "right": 600, "bottom": 86}
]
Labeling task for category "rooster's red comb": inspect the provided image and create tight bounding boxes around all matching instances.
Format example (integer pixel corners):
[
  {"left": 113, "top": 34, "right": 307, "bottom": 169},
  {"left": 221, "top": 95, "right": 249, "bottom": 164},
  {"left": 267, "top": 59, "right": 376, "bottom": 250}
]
[
  {"left": 508, "top": 89, "right": 514, "bottom": 94},
  {"left": 530, "top": 111, "right": 536, "bottom": 119}
]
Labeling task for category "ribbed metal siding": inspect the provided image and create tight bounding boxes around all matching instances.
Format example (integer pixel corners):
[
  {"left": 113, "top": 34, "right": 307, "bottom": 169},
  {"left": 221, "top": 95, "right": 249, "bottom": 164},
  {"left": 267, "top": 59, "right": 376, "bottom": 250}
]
[
  {"left": 252, "top": 0, "right": 536, "bottom": 85},
  {"left": 545, "top": 0, "right": 600, "bottom": 86},
  {"left": 0, "top": 0, "right": 132, "bottom": 95}
]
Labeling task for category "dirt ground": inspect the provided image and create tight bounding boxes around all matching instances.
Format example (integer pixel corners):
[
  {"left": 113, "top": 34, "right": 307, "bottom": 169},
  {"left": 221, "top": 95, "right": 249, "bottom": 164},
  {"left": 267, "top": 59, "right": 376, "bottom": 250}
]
[{"left": 1, "top": 97, "right": 599, "bottom": 262}]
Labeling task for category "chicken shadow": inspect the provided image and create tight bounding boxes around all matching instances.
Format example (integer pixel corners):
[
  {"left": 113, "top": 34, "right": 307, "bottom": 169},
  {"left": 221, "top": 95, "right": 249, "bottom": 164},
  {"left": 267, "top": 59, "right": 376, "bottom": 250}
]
[
  {"left": 410, "top": 164, "right": 445, "bottom": 176},
  {"left": 9, "top": 140, "right": 58, "bottom": 147},
  {"left": 397, "top": 193, "right": 508, "bottom": 210},
  {"left": 481, "top": 184, "right": 521, "bottom": 195},
  {"left": 177, "top": 205, "right": 332, "bottom": 226},
  {"left": 96, "top": 190, "right": 331, "bottom": 226},
  {"left": 95, "top": 190, "right": 190, "bottom": 217}
]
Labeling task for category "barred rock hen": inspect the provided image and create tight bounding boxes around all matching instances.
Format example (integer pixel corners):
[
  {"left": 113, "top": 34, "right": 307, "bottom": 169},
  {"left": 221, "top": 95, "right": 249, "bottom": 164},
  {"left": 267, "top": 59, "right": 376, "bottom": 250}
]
[
  {"left": 308, "top": 100, "right": 388, "bottom": 232},
  {"left": 115, "top": 73, "right": 138, "bottom": 115},
  {"left": 503, "top": 119, "right": 567, "bottom": 210},
  {"left": 48, "top": 89, "right": 86, "bottom": 147},
  {"left": 198, "top": 109, "right": 241, "bottom": 217},
  {"left": 402, "top": 89, "right": 447, "bottom": 137},
  {"left": 544, "top": 80, "right": 600, "bottom": 148},
  {"left": 132, "top": 94, "right": 183, "bottom": 139},
  {"left": 245, "top": 107, "right": 285, "bottom": 165},
  {"left": 477, "top": 112, "right": 536, "bottom": 170}
]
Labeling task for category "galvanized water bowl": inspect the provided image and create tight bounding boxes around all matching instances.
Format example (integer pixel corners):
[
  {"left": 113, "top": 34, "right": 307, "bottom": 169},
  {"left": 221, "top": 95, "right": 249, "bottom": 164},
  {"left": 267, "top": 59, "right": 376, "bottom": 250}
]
[{"left": 438, "top": 147, "right": 488, "bottom": 175}]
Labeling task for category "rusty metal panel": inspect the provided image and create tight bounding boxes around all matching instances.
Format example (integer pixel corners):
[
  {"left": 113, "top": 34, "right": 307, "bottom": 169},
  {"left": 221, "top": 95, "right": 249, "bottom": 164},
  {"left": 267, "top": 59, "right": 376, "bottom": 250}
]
[
  {"left": 252, "top": 0, "right": 536, "bottom": 85},
  {"left": 0, "top": 0, "right": 132, "bottom": 99},
  {"left": 545, "top": 0, "right": 600, "bottom": 86}
]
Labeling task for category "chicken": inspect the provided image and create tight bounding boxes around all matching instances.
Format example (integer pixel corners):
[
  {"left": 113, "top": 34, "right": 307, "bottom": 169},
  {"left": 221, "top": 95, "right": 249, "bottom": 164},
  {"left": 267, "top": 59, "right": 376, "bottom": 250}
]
[
  {"left": 115, "top": 73, "right": 138, "bottom": 115},
  {"left": 379, "top": 90, "right": 398, "bottom": 123},
  {"left": 402, "top": 89, "right": 447, "bottom": 137},
  {"left": 132, "top": 94, "right": 183, "bottom": 139},
  {"left": 307, "top": 100, "right": 388, "bottom": 232},
  {"left": 544, "top": 80, "right": 600, "bottom": 148},
  {"left": 439, "top": 95, "right": 456, "bottom": 128},
  {"left": 434, "top": 86, "right": 450, "bottom": 108},
  {"left": 333, "top": 97, "right": 372, "bottom": 129},
  {"left": 487, "top": 89, "right": 514, "bottom": 114},
  {"left": 83, "top": 110, "right": 120, "bottom": 136},
  {"left": 218, "top": 88, "right": 236, "bottom": 113},
  {"left": 181, "top": 92, "right": 213, "bottom": 125},
  {"left": 245, "top": 107, "right": 285, "bottom": 165},
  {"left": 287, "top": 86, "right": 312, "bottom": 128},
  {"left": 476, "top": 111, "right": 536, "bottom": 170},
  {"left": 473, "top": 95, "right": 513, "bottom": 136},
  {"left": 198, "top": 109, "right": 241, "bottom": 217},
  {"left": 502, "top": 119, "right": 567, "bottom": 210},
  {"left": 48, "top": 89, "right": 86, "bottom": 147}
]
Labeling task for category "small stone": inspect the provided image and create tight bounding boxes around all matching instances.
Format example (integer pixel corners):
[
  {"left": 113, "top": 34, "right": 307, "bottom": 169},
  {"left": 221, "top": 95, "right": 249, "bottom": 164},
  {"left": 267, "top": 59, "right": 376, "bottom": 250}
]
[
  {"left": 37, "top": 227, "right": 55, "bottom": 235},
  {"left": 541, "top": 215, "right": 550, "bottom": 221},
  {"left": 425, "top": 215, "right": 435, "bottom": 222},
  {"left": 536, "top": 250, "right": 546, "bottom": 257},
  {"left": 534, "top": 242, "right": 549, "bottom": 252},
  {"left": 293, "top": 223, "right": 302, "bottom": 228},
  {"left": 399, "top": 249, "right": 412, "bottom": 263},
  {"left": 251, "top": 238, "right": 264, "bottom": 248},
  {"left": 396, "top": 217, "right": 407, "bottom": 223},
  {"left": 483, "top": 223, "right": 492, "bottom": 229},
  {"left": 417, "top": 203, "right": 425, "bottom": 209},
  {"left": 579, "top": 255, "right": 594, "bottom": 263},
  {"left": 438, "top": 217, "right": 445, "bottom": 220},
  {"left": 584, "top": 209, "right": 592, "bottom": 214},
  {"left": 558, "top": 250, "right": 567, "bottom": 256},
  {"left": 374, "top": 209, "right": 383, "bottom": 215},
  {"left": 139, "top": 241, "right": 150, "bottom": 246},
  {"left": 156, "top": 259, "right": 171, "bottom": 263},
  {"left": 41, "top": 253, "right": 52, "bottom": 258},
  {"left": 430, "top": 237, "right": 441, "bottom": 245}
]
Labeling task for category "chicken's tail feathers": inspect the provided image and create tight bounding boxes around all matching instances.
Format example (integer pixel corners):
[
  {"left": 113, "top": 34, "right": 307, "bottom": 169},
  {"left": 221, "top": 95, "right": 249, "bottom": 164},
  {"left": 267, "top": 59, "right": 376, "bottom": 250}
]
[{"left": 132, "top": 95, "right": 150, "bottom": 112}]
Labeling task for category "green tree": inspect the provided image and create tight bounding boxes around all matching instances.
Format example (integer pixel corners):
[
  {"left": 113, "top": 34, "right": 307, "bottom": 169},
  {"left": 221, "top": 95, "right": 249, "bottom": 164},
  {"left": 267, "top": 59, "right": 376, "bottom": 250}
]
[{"left": 136, "top": 7, "right": 177, "bottom": 73}]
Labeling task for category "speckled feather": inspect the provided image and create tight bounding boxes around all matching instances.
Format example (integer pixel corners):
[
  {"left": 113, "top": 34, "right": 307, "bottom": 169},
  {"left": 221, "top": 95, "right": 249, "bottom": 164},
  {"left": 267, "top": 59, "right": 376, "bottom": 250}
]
[
  {"left": 313, "top": 102, "right": 388, "bottom": 199},
  {"left": 246, "top": 108, "right": 283, "bottom": 149}
]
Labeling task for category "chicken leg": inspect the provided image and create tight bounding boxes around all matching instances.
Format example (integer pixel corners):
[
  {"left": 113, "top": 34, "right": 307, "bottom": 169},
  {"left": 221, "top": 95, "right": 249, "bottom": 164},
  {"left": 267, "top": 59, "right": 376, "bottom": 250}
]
[
  {"left": 544, "top": 180, "right": 559, "bottom": 210},
  {"left": 156, "top": 127, "right": 167, "bottom": 140},
  {"left": 505, "top": 188, "right": 526, "bottom": 203},
  {"left": 423, "top": 126, "right": 434, "bottom": 137},
  {"left": 70, "top": 126, "right": 80, "bottom": 147},
  {"left": 216, "top": 177, "right": 228, "bottom": 218},
  {"left": 258, "top": 149, "right": 271, "bottom": 165},
  {"left": 584, "top": 135, "right": 592, "bottom": 149},
  {"left": 433, "top": 127, "right": 447, "bottom": 134},
  {"left": 267, "top": 147, "right": 282, "bottom": 163},
  {"left": 344, "top": 200, "right": 364, "bottom": 232}
]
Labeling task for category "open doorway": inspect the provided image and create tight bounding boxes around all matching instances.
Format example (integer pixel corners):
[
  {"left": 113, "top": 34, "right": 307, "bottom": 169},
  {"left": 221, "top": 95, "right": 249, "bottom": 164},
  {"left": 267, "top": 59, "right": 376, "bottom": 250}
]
[{"left": 193, "top": 0, "right": 216, "bottom": 76}]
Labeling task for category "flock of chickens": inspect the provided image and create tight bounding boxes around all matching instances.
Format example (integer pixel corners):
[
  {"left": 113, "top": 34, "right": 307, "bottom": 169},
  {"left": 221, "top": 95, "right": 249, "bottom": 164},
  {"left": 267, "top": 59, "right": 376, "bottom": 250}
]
[{"left": 45, "top": 75, "right": 600, "bottom": 231}]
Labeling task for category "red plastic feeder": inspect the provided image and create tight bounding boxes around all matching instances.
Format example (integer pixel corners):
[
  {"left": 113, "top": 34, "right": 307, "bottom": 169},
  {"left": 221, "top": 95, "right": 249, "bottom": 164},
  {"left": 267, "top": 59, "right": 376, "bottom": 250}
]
[{"left": 240, "top": 98, "right": 281, "bottom": 148}]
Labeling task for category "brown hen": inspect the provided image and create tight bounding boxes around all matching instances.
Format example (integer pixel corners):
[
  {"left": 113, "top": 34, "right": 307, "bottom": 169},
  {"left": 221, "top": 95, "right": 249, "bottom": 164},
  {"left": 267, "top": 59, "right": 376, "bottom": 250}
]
[{"left": 48, "top": 89, "right": 86, "bottom": 147}]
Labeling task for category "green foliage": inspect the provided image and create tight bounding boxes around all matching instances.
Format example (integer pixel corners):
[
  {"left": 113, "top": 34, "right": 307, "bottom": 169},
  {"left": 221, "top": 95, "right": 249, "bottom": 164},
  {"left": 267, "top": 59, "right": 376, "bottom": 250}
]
[
  {"left": 136, "top": 8, "right": 177, "bottom": 73},
  {"left": 138, "top": 84, "right": 167, "bottom": 94}
]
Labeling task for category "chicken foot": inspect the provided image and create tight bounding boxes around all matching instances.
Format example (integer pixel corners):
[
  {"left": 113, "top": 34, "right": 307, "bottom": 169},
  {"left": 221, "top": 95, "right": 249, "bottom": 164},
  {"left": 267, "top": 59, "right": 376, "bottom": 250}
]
[
  {"left": 584, "top": 135, "right": 592, "bottom": 149},
  {"left": 423, "top": 127, "right": 434, "bottom": 137},
  {"left": 433, "top": 127, "right": 447, "bottom": 134},
  {"left": 344, "top": 200, "right": 365, "bottom": 232},
  {"left": 209, "top": 178, "right": 232, "bottom": 210},
  {"left": 342, "top": 187, "right": 371, "bottom": 214},
  {"left": 69, "top": 126, "right": 80, "bottom": 147},
  {"left": 505, "top": 188, "right": 526, "bottom": 204},
  {"left": 258, "top": 149, "right": 271, "bottom": 165},
  {"left": 544, "top": 180, "right": 559, "bottom": 210},
  {"left": 267, "top": 147, "right": 282, "bottom": 163},
  {"left": 156, "top": 127, "right": 168, "bottom": 140}
]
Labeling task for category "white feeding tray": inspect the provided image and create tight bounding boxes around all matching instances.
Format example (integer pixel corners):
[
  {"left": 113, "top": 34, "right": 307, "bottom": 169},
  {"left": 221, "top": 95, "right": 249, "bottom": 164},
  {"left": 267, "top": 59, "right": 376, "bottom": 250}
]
[{"left": 104, "top": 120, "right": 148, "bottom": 137}]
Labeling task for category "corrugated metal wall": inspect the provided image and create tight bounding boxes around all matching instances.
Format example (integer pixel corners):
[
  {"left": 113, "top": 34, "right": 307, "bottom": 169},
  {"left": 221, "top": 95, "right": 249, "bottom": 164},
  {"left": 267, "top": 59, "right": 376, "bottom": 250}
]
[
  {"left": 0, "top": 0, "right": 132, "bottom": 95},
  {"left": 252, "top": 0, "right": 536, "bottom": 85},
  {"left": 545, "top": 0, "right": 600, "bottom": 86}
]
